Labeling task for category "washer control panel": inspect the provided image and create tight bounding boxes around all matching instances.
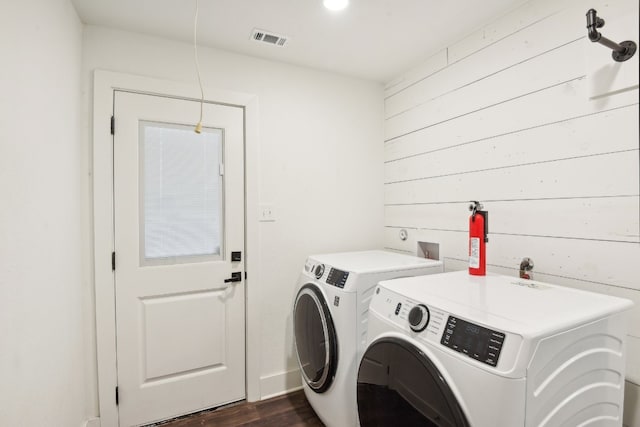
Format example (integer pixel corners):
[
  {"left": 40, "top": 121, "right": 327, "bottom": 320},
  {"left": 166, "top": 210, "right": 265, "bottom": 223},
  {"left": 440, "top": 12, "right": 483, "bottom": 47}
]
[{"left": 441, "top": 316, "right": 505, "bottom": 367}]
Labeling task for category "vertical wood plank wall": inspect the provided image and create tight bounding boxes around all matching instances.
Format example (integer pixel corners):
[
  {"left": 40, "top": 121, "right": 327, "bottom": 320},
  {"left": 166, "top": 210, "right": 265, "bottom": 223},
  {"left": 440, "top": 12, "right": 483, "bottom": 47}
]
[{"left": 382, "top": 0, "right": 639, "bottom": 423}]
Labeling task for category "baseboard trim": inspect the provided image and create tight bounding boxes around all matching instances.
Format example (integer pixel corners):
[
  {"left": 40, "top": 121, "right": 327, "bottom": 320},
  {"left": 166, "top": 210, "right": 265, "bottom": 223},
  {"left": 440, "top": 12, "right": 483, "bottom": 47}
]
[
  {"left": 83, "top": 417, "right": 101, "bottom": 427},
  {"left": 259, "top": 368, "right": 303, "bottom": 400},
  {"left": 82, "top": 378, "right": 636, "bottom": 423},
  {"left": 624, "top": 380, "right": 639, "bottom": 427}
]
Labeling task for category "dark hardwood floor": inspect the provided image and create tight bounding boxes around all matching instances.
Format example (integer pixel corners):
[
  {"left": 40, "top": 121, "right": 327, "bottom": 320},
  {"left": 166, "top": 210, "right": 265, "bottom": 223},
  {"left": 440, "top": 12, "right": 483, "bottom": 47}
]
[{"left": 150, "top": 390, "right": 324, "bottom": 426}]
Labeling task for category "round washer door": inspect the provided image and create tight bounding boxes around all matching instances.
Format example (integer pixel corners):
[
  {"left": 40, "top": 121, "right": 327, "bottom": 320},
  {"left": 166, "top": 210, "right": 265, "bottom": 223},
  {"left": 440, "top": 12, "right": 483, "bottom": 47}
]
[
  {"left": 293, "top": 283, "right": 338, "bottom": 393},
  {"left": 357, "top": 337, "right": 470, "bottom": 427}
]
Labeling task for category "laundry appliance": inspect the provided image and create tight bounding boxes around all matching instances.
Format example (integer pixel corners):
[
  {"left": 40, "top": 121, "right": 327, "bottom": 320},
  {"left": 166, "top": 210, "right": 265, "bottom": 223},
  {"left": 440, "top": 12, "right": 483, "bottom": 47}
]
[
  {"left": 293, "top": 250, "right": 444, "bottom": 427},
  {"left": 357, "top": 271, "right": 633, "bottom": 426}
]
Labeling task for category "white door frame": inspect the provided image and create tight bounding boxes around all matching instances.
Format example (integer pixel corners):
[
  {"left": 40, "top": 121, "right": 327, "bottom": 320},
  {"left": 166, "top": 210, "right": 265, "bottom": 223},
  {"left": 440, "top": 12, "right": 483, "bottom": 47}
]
[{"left": 92, "top": 70, "right": 261, "bottom": 427}]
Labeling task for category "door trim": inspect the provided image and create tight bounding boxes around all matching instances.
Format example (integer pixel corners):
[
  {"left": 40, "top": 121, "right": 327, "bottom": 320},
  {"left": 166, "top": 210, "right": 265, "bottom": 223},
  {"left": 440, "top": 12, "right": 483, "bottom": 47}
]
[{"left": 92, "top": 70, "right": 261, "bottom": 427}]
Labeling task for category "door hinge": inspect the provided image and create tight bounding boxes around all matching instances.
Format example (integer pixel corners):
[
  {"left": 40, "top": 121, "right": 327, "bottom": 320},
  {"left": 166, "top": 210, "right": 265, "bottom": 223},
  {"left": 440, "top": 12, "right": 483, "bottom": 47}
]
[
  {"left": 115, "top": 386, "right": 119, "bottom": 405},
  {"left": 245, "top": 271, "right": 248, "bottom": 280},
  {"left": 110, "top": 115, "right": 115, "bottom": 135},
  {"left": 111, "top": 252, "right": 116, "bottom": 271}
]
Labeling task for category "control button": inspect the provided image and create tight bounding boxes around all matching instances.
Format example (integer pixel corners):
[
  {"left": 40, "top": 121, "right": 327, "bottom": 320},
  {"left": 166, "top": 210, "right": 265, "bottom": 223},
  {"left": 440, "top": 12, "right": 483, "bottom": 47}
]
[
  {"left": 314, "top": 264, "right": 325, "bottom": 279},
  {"left": 408, "top": 304, "right": 430, "bottom": 332},
  {"left": 395, "top": 303, "right": 402, "bottom": 315}
]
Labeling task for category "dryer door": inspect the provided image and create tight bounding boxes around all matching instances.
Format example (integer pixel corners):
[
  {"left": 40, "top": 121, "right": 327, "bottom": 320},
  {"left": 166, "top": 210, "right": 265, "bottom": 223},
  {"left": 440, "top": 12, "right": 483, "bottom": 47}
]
[
  {"left": 357, "top": 337, "right": 470, "bottom": 427},
  {"left": 293, "top": 283, "right": 338, "bottom": 393}
]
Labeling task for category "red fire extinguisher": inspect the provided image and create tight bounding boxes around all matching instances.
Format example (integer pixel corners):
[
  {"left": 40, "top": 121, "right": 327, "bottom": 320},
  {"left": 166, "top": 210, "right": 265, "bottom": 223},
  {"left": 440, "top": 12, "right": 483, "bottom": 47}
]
[{"left": 469, "top": 201, "right": 488, "bottom": 276}]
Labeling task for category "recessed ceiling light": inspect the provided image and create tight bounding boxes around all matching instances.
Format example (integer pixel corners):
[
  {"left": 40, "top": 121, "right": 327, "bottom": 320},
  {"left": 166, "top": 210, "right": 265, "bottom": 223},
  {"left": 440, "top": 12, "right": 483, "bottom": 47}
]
[{"left": 323, "top": 0, "right": 349, "bottom": 11}]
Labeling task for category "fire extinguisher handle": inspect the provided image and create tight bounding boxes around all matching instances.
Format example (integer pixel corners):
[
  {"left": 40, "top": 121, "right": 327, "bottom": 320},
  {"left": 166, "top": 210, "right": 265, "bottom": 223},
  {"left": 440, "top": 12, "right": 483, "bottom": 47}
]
[
  {"left": 469, "top": 200, "right": 484, "bottom": 217},
  {"left": 482, "top": 211, "right": 489, "bottom": 242}
]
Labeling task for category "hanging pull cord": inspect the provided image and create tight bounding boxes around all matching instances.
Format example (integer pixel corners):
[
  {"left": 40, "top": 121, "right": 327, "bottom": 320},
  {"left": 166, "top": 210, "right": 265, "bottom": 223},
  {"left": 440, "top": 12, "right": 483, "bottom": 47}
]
[{"left": 194, "top": 0, "right": 204, "bottom": 133}]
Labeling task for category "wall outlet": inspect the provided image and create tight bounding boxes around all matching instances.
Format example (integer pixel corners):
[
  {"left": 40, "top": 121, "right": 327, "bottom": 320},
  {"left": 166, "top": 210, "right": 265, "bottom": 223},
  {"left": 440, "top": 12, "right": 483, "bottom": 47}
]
[{"left": 259, "top": 204, "right": 276, "bottom": 222}]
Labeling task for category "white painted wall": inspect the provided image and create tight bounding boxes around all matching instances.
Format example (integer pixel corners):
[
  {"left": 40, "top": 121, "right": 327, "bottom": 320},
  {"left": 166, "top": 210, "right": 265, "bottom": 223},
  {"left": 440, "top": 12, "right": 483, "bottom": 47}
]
[
  {"left": 0, "top": 1, "right": 89, "bottom": 426},
  {"left": 7, "top": 0, "right": 636, "bottom": 424},
  {"left": 81, "top": 26, "right": 384, "bottom": 404},
  {"left": 382, "top": 0, "right": 639, "bottom": 424}
]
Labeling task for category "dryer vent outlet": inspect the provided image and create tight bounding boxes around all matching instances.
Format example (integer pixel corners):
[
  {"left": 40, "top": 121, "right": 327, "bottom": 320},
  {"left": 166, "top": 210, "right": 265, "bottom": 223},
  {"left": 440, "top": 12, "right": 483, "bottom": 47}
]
[{"left": 251, "top": 29, "right": 288, "bottom": 47}]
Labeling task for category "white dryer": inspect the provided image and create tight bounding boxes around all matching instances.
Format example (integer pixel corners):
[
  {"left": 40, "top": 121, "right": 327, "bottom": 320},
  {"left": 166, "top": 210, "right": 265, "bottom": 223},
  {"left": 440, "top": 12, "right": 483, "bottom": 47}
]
[
  {"left": 293, "top": 250, "right": 443, "bottom": 427},
  {"left": 357, "top": 271, "right": 633, "bottom": 426}
]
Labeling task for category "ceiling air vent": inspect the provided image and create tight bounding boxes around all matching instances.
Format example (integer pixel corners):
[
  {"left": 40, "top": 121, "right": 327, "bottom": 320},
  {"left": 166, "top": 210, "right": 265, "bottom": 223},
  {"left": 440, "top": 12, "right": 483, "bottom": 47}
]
[{"left": 251, "top": 28, "right": 288, "bottom": 47}]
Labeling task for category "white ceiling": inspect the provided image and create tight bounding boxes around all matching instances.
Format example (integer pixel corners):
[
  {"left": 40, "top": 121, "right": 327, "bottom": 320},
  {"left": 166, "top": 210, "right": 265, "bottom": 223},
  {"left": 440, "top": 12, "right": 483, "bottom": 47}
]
[{"left": 71, "top": 0, "right": 527, "bottom": 83}]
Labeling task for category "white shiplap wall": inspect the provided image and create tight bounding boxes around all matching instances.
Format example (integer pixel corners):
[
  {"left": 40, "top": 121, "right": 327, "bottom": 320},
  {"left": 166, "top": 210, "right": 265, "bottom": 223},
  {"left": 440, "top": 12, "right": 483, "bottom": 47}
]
[{"left": 382, "top": 0, "right": 640, "bottom": 424}]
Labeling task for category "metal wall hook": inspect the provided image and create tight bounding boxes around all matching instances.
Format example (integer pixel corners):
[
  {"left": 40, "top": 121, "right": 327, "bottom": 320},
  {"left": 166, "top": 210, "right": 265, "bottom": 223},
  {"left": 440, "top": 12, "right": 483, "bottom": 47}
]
[{"left": 586, "top": 9, "right": 637, "bottom": 62}]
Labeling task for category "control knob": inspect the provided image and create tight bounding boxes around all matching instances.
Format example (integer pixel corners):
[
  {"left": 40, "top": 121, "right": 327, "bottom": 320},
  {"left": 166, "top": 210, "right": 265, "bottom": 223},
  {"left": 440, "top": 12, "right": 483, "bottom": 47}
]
[
  {"left": 408, "top": 304, "right": 430, "bottom": 332},
  {"left": 314, "top": 264, "right": 325, "bottom": 279}
]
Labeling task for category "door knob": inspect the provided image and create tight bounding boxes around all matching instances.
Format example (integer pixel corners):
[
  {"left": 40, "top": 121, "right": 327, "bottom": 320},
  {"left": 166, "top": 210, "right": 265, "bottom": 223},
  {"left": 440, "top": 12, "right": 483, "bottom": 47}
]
[{"left": 224, "top": 272, "right": 242, "bottom": 283}]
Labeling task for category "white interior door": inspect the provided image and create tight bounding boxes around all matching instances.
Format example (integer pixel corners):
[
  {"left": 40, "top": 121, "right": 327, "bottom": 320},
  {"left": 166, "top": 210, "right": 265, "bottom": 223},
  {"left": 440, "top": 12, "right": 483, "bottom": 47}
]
[{"left": 113, "top": 91, "right": 245, "bottom": 426}]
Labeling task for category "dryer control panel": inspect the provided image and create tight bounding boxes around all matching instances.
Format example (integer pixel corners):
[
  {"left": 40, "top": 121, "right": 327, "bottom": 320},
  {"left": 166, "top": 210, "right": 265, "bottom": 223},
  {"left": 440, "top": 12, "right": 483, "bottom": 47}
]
[
  {"left": 441, "top": 316, "right": 505, "bottom": 367},
  {"left": 326, "top": 268, "right": 349, "bottom": 288},
  {"left": 303, "top": 260, "right": 351, "bottom": 289},
  {"left": 370, "top": 284, "right": 522, "bottom": 374}
]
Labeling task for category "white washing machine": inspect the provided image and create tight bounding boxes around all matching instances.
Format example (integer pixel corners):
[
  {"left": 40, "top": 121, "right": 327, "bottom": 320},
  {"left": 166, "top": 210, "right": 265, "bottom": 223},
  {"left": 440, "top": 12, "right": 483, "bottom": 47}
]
[
  {"left": 293, "top": 250, "right": 444, "bottom": 427},
  {"left": 358, "top": 271, "right": 633, "bottom": 426}
]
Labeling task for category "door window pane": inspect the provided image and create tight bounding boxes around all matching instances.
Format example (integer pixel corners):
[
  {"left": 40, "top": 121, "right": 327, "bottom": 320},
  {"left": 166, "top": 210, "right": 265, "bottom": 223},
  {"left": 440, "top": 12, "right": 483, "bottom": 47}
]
[{"left": 140, "top": 121, "right": 223, "bottom": 263}]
